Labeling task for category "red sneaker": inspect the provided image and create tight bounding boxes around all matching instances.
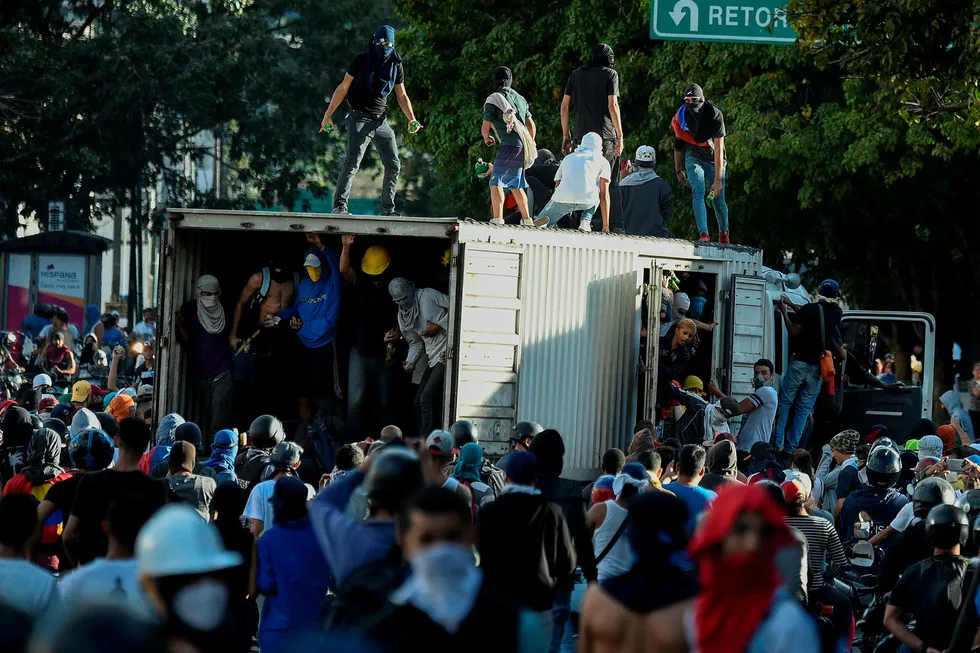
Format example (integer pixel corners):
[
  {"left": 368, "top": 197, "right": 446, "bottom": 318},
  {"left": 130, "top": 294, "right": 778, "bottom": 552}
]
[
  {"left": 719, "top": 232, "right": 730, "bottom": 244},
  {"left": 698, "top": 233, "right": 710, "bottom": 242}
]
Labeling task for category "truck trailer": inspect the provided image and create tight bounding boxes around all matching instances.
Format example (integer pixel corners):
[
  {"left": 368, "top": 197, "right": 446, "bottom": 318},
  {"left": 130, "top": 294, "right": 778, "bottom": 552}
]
[{"left": 154, "top": 210, "right": 935, "bottom": 479}]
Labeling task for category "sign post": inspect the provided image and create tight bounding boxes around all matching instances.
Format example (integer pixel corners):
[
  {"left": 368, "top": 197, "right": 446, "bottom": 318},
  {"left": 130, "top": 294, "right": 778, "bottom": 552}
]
[{"left": 651, "top": 0, "right": 797, "bottom": 44}]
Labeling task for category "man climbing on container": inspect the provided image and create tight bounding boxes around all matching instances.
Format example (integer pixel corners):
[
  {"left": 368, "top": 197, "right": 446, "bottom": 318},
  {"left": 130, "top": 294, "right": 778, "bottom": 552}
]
[
  {"left": 270, "top": 239, "right": 342, "bottom": 406},
  {"left": 561, "top": 43, "right": 625, "bottom": 233},
  {"left": 340, "top": 234, "right": 398, "bottom": 442},
  {"left": 772, "top": 279, "right": 842, "bottom": 455},
  {"left": 321, "top": 25, "right": 422, "bottom": 217},
  {"left": 672, "top": 84, "right": 729, "bottom": 243}
]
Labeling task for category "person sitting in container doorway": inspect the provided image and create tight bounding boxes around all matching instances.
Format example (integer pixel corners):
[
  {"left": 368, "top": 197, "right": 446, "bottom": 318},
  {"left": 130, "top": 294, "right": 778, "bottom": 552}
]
[
  {"left": 176, "top": 275, "right": 234, "bottom": 439},
  {"left": 388, "top": 277, "right": 449, "bottom": 438},
  {"left": 340, "top": 234, "right": 397, "bottom": 442},
  {"left": 672, "top": 84, "right": 729, "bottom": 244},
  {"left": 620, "top": 145, "right": 674, "bottom": 238},
  {"left": 270, "top": 236, "right": 342, "bottom": 407}
]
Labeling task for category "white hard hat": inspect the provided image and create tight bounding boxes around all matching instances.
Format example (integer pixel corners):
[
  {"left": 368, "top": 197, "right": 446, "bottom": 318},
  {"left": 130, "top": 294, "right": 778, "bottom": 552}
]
[
  {"left": 137, "top": 505, "right": 242, "bottom": 578},
  {"left": 33, "top": 373, "right": 53, "bottom": 388}
]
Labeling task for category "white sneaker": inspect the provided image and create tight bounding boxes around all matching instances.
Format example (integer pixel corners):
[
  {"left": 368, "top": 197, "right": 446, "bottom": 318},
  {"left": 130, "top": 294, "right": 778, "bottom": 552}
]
[
  {"left": 578, "top": 219, "right": 592, "bottom": 232},
  {"left": 520, "top": 218, "right": 534, "bottom": 226},
  {"left": 489, "top": 218, "right": 505, "bottom": 225}
]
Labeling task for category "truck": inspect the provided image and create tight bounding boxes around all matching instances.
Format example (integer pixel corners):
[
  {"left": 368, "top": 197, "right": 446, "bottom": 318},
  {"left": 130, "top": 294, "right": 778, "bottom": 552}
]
[{"left": 154, "top": 209, "right": 935, "bottom": 480}]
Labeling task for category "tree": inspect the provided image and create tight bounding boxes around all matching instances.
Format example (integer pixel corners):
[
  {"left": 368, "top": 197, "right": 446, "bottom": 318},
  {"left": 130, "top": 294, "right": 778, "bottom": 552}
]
[{"left": 393, "top": 0, "right": 980, "bottom": 415}]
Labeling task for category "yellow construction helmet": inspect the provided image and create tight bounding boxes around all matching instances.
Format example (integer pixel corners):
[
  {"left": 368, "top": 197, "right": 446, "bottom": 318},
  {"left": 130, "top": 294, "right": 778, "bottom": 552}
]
[
  {"left": 441, "top": 248, "right": 451, "bottom": 268},
  {"left": 361, "top": 246, "right": 391, "bottom": 276}
]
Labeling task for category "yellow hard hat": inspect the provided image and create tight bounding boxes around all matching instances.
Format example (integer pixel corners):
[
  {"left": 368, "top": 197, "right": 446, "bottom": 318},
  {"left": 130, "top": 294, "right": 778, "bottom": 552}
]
[
  {"left": 682, "top": 375, "right": 704, "bottom": 392},
  {"left": 441, "top": 248, "right": 451, "bottom": 268},
  {"left": 361, "top": 246, "right": 391, "bottom": 276}
]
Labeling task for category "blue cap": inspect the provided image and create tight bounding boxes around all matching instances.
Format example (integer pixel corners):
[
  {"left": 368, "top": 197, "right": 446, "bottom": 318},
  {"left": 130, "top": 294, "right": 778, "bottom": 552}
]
[
  {"left": 503, "top": 450, "right": 538, "bottom": 485},
  {"left": 818, "top": 279, "right": 840, "bottom": 297},
  {"left": 621, "top": 461, "right": 649, "bottom": 481}
]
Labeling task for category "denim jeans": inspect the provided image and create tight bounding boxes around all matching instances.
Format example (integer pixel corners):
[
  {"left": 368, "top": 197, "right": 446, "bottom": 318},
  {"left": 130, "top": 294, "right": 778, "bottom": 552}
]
[
  {"left": 414, "top": 362, "right": 446, "bottom": 438},
  {"left": 334, "top": 110, "right": 400, "bottom": 214},
  {"left": 347, "top": 348, "right": 395, "bottom": 442},
  {"left": 772, "top": 360, "right": 823, "bottom": 451},
  {"left": 549, "top": 590, "right": 571, "bottom": 653},
  {"left": 685, "top": 152, "right": 729, "bottom": 235},
  {"left": 536, "top": 199, "right": 597, "bottom": 228}
]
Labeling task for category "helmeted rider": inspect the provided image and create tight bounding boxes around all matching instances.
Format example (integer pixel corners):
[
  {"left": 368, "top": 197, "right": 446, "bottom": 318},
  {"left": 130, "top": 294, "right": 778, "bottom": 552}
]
[
  {"left": 838, "top": 446, "right": 908, "bottom": 545},
  {"left": 235, "top": 415, "right": 285, "bottom": 491},
  {"left": 448, "top": 420, "right": 505, "bottom": 496}
]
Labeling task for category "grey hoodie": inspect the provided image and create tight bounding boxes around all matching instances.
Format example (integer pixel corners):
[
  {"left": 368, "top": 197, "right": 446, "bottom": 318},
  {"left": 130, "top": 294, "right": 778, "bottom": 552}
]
[
  {"left": 941, "top": 389, "right": 975, "bottom": 441},
  {"left": 620, "top": 167, "right": 674, "bottom": 238}
]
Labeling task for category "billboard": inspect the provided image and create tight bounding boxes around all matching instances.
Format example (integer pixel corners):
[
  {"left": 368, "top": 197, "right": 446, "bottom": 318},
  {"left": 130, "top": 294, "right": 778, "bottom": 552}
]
[
  {"left": 37, "top": 255, "right": 87, "bottom": 328},
  {"left": 5, "top": 254, "right": 32, "bottom": 332}
]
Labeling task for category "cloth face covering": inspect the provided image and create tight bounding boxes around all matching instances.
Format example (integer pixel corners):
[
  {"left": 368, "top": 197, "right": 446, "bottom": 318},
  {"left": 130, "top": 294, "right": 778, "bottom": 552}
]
[
  {"left": 453, "top": 442, "right": 483, "bottom": 483},
  {"left": 389, "top": 278, "right": 419, "bottom": 332},
  {"left": 390, "top": 543, "right": 482, "bottom": 634},
  {"left": 24, "top": 427, "right": 64, "bottom": 484},
  {"left": 366, "top": 25, "right": 402, "bottom": 97},
  {"left": 195, "top": 275, "right": 226, "bottom": 335}
]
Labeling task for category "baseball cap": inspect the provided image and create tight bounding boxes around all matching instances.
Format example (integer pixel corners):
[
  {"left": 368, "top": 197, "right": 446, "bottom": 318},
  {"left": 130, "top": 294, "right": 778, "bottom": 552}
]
[
  {"left": 118, "top": 387, "right": 137, "bottom": 398},
  {"left": 818, "top": 279, "right": 840, "bottom": 297},
  {"left": 783, "top": 470, "right": 813, "bottom": 499},
  {"left": 38, "top": 395, "right": 58, "bottom": 413},
  {"left": 425, "top": 430, "right": 453, "bottom": 458},
  {"left": 634, "top": 145, "right": 656, "bottom": 166},
  {"left": 503, "top": 450, "right": 538, "bottom": 485},
  {"left": 830, "top": 429, "right": 859, "bottom": 455},
  {"left": 71, "top": 381, "right": 92, "bottom": 403},
  {"left": 303, "top": 253, "right": 321, "bottom": 268},
  {"left": 271, "top": 441, "right": 303, "bottom": 470},
  {"left": 137, "top": 384, "right": 153, "bottom": 399},
  {"left": 33, "top": 374, "right": 53, "bottom": 389}
]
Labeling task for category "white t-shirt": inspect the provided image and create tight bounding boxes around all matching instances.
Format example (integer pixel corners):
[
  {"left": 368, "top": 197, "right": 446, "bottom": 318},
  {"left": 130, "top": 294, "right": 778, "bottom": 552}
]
[
  {"left": 736, "top": 386, "right": 779, "bottom": 449},
  {"left": 889, "top": 502, "right": 918, "bottom": 533},
  {"left": 0, "top": 559, "right": 60, "bottom": 617},
  {"left": 59, "top": 558, "right": 151, "bottom": 616},
  {"left": 243, "top": 477, "right": 315, "bottom": 534},
  {"left": 552, "top": 152, "right": 612, "bottom": 206}
]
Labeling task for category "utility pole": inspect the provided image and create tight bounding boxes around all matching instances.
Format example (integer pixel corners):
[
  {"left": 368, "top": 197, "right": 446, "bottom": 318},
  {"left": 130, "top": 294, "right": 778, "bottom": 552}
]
[{"left": 111, "top": 206, "right": 122, "bottom": 302}]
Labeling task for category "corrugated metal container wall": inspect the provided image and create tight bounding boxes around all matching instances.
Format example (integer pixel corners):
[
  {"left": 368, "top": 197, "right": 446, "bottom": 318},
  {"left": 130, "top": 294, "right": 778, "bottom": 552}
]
[{"left": 517, "top": 242, "right": 639, "bottom": 480}]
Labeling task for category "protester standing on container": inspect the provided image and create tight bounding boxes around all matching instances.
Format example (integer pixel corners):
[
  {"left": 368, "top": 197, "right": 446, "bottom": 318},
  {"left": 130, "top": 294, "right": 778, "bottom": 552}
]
[
  {"left": 482, "top": 66, "right": 537, "bottom": 226},
  {"left": 322, "top": 25, "right": 422, "bottom": 216},
  {"left": 561, "top": 43, "right": 624, "bottom": 233},
  {"left": 388, "top": 278, "right": 449, "bottom": 437},
  {"left": 672, "top": 84, "right": 729, "bottom": 243},
  {"left": 175, "top": 275, "right": 234, "bottom": 437},
  {"left": 620, "top": 145, "right": 674, "bottom": 237}
]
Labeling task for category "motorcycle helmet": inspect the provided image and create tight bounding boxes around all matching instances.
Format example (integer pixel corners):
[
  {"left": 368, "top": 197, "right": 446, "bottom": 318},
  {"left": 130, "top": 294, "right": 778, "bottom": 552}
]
[
  {"left": 248, "top": 415, "right": 284, "bottom": 450},
  {"left": 511, "top": 421, "right": 544, "bottom": 442},
  {"left": 870, "top": 437, "right": 898, "bottom": 454},
  {"left": 865, "top": 447, "right": 901, "bottom": 489},
  {"left": 925, "top": 504, "right": 969, "bottom": 549},
  {"left": 363, "top": 447, "right": 424, "bottom": 514},
  {"left": 450, "top": 420, "right": 478, "bottom": 448},
  {"left": 956, "top": 489, "right": 980, "bottom": 517},
  {"left": 912, "top": 477, "right": 956, "bottom": 518},
  {"left": 69, "top": 428, "right": 115, "bottom": 471}
]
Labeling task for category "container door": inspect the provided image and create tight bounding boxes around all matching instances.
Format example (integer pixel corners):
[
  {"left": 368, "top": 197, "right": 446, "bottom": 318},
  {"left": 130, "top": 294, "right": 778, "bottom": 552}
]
[
  {"left": 642, "top": 264, "right": 664, "bottom": 422},
  {"left": 153, "top": 228, "right": 178, "bottom": 424},
  {"left": 838, "top": 311, "right": 936, "bottom": 442},
  {"left": 726, "top": 275, "right": 768, "bottom": 399},
  {"left": 448, "top": 242, "right": 522, "bottom": 458}
]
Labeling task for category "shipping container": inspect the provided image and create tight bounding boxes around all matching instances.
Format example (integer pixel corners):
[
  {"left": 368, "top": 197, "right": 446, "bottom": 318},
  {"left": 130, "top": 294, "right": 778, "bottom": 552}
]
[{"left": 155, "top": 210, "right": 935, "bottom": 478}]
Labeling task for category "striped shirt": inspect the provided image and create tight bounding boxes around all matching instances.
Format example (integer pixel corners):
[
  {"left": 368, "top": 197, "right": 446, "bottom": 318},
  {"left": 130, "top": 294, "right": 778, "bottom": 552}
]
[{"left": 786, "top": 515, "right": 848, "bottom": 591}]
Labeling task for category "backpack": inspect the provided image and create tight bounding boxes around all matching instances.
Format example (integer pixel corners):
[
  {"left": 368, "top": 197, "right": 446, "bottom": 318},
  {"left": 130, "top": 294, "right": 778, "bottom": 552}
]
[
  {"left": 235, "top": 447, "right": 271, "bottom": 492},
  {"left": 321, "top": 546, "right": 407, "bottom": 632},
  {"left": 481, "top": 463, "right": 506, "bottom": 497},
  {"left": 236, "top": 267, "right": 300, "bottom": 339}
]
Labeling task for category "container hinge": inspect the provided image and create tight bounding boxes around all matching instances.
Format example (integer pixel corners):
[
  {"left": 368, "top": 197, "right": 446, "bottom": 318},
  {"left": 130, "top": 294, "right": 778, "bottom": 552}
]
[
  {"left": 718, "top": 367, "right": 729, "bottom": 379},
  {"left": 451, "top": 255, "right": 460, "bottom": 269},
  {"left": 159, "top": 336, "right": 169, "bottom": 350},
  {"left": 445, "top": 347, "right": 456, "bottom": 362},
  {"left": 721, "top": 290, "right": 731, "bottom": 301},
  {"left": 165, "top": 244, "right": 173, "bottom": 257}
]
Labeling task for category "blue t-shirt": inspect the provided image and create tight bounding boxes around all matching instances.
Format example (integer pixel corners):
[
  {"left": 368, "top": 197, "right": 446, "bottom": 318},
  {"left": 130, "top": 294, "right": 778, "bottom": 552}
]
[
  {"left": 663, "top": 482, "right": 717, "bottom": 534},
  {"left": 102, "top": 328, "right": 127, "bottom": 348}
]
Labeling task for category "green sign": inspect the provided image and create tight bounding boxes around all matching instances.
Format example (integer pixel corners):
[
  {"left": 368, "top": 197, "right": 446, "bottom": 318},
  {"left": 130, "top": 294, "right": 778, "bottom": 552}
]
[{"left": 650, "top": 0, "right": 797, "bottom": 44}]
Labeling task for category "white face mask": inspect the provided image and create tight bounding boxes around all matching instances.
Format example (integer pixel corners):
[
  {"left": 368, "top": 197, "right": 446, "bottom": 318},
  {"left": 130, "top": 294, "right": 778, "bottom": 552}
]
[
  {"left": 199, "top": 296, "right": 220, "bottom": 309},
  {"left": 390, "top": 543, "right": 481, "bottom": 633},
  {"left": 172, "top": 579, "right": 229, "bottom": 632}
]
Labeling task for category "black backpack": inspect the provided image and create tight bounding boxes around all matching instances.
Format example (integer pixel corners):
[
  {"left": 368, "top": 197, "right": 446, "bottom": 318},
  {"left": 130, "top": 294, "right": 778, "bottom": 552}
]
[
  {"left": 321, "top": 546, "right": 407, "bottom": 632},
  {"left": 235, "top": 447, "right": 271, "bottom": 492}
]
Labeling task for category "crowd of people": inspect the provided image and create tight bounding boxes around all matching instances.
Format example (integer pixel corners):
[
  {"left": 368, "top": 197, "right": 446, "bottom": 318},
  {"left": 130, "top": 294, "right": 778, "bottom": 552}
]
[
  {"left": 319, "top": 27, "right": 728, "bottom": 242},
  {"left": 1, "top": 364, "right": 980, "bottom": 653}
]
